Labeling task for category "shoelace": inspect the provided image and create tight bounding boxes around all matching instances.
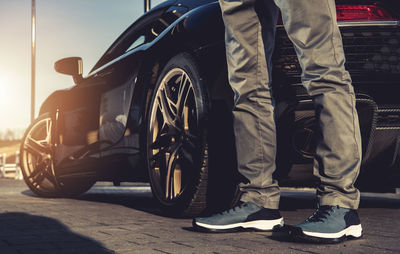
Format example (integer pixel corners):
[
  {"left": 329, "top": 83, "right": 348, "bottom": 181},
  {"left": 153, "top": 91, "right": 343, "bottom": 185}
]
[
  {"left": 218, "top": 202, "right": 248, "bottom": 215},
  {"left": 306, "top": 206, "right": 336, "bottom": 222}
]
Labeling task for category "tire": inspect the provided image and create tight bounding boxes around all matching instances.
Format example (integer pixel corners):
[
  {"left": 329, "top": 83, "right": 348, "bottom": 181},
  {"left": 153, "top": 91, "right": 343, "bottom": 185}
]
[
  {"left": 20, "top": 113, "right": 62, "bottom": 197},
  {"left": 20, "top": 113, "right": 94, "bottom": 197},
  {"left": 146, "top": 53, "right": 209, "bottom": 217}
]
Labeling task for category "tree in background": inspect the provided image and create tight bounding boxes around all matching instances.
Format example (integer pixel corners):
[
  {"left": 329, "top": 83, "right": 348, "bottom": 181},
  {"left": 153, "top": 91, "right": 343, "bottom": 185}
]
[{"left": 0, "top": 129, "right": 24, "bottom": 141}]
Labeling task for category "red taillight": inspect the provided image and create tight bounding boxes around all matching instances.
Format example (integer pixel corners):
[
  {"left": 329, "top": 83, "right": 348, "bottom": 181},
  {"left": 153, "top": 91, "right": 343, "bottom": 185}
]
[
  {"left": 277, "top": 5, "right": 396, "bottom": 25},
  {"left": 336, "top": 5, "right": 396, "bottom": 22}
]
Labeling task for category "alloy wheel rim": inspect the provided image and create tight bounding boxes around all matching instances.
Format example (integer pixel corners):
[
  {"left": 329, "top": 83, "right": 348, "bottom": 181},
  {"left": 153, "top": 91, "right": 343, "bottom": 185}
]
[
  {"left": 148, "top": 68, "right": 200, "bottom": 202},
  {"left": 21, "top": 117, "right": 59, "bottom": 193}
]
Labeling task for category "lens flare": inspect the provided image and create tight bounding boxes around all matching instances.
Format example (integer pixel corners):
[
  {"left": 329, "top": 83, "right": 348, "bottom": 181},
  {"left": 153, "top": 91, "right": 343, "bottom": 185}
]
[
  {"left": 0, "top": 75, "right": 10, "bottom": 106},
  {"left": 0, "top": 74, "right": 17, "bottom": 112}
]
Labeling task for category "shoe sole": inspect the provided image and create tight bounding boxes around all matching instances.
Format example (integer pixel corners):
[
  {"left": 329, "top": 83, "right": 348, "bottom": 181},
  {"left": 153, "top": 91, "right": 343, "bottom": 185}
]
[
  {"left": 193, "top": 218, "right": 284, "bottom": 233},
  {"left": 290, "top": 224, "right": 363, "bottom": 244}
]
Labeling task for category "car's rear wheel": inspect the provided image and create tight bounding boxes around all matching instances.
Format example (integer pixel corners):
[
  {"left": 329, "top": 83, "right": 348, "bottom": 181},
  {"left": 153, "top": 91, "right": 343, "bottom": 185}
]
[
  {"left": 146, "top": 53, "right": 209, "bottom": 217},
  {"left": 20, "top": 113, "right": 61, "bottom": 197}
]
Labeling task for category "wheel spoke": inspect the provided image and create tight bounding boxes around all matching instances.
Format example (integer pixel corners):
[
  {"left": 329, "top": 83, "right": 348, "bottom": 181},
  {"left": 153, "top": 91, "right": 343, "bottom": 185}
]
[
  {"left": 28, "top": 166, "right": 41, "bottom": 179},
  {"left": 165, "top": 145, "right": 180, "bottom": 200},
  {"left": 157, "top": 88, "right": 179, "bottom": 130},
  {"left": 32, "top": 173, "right": 46, "bottom": 186},
  {"left": 24, "top": 142, "right": 43, "bottom": 157},
  {"left": 163, "top": 84, "right": 178, "bottom": 116},
  {"left": 150, "top": 147, "right": 168, "bottom": 161},
  {"left": 29, "top": 161, "right": 47, "bottom": 178},
  {"left": 26, "top": 137, "right": 50, "bottom": 154},
  {"left": 43, "top": 170, "right": 57, "bottom": 186},
  {"left": 176, "top": 74, "right": 192, "bottom": 118},
  {"left": 151, "top": 133, "right": 170, "bottom": 149},
  {"left": 30, "top": 160, "right": 56, "bottom": 186},
  {"left": 45, "top": 118, "right": 52, "bottom": 144}
]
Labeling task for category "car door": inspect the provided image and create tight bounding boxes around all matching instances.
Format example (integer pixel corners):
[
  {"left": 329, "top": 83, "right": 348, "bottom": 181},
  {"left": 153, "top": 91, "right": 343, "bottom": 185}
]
[
  {"left": 52, "top": 8, "right": 175, "bottom": 168},
  {"left": 90, "top": 5, "right": 186, "bottom": 156}
]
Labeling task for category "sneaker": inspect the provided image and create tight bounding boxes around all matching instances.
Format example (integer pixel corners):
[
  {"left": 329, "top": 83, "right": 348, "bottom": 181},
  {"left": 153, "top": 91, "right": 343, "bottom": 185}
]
[
  {"left": 289, "top": 205, "right": 363, "bottom": 243},
  {"left": 192, "top": 202, "right": 284, "bottom": 233}
]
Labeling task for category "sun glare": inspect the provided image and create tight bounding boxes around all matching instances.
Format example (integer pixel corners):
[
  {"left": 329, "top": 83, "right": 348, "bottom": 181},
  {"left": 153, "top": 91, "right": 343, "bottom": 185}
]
[
  {"left": 0, "top": 74, "right": 13, "bottom": 109},
  {"left": 0, "top": 72, "right": 29, "bottom": 130}
]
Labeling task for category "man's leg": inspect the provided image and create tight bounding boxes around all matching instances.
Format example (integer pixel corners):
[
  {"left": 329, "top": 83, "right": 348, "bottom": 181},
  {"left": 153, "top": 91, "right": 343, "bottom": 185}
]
[
  {"left": 274, "top": 0, "right": 362, "bottom": 242},
  {"left": 192, "top": 0, "right": 283, "bottom": 232},
  {"left": 221, "top": 0, "right": 280, "bottom": 210}
]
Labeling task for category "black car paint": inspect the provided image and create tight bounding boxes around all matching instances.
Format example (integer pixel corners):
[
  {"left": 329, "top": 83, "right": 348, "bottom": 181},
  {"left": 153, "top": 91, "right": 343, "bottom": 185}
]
[{"left": 37, "top": 0, "right": 222, "bottom": 181}]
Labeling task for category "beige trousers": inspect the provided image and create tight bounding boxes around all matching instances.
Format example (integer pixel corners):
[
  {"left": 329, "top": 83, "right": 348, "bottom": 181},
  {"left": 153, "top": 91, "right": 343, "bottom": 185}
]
[{"left": 219, "top": 0, "right": 362, "bottom": 209}]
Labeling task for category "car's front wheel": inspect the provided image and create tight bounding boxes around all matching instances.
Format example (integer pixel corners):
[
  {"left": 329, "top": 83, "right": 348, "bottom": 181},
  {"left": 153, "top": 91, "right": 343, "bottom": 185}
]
[
  {"left": 20, "top": 113, "right": 61, "bottom": 197},
  {"left": 20, "top": 113, "right": 95, "bottom": 197},
  {"left": 146, "top": 53, "right": 209, "bottom": 217}
]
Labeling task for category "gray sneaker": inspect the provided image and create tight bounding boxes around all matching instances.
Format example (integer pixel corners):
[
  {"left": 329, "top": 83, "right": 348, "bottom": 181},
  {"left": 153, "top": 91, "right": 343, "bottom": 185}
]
[
  {"left": 192, "top": 202, "right": 284, "bottom": 233},
  {"left": 290, "top": 205, "right": 363, "bottom": 243}
]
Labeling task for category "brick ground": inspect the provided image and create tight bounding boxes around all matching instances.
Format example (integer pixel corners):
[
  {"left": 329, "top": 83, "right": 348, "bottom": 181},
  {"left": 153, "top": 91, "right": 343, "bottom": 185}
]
[{"left": 0, "top": 179, "right": 399, "bottom": 254}]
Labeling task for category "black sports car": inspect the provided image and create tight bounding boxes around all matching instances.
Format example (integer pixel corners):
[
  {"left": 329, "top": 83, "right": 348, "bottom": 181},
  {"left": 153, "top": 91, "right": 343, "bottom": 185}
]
[{"left": 20, "top": 0, "right": 400, "bottom": 216}]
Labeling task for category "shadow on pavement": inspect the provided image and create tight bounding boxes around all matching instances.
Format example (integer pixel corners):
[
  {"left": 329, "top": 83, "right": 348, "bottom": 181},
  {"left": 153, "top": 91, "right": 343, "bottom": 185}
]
[
  {"left": 0, "top": 212, "right": 113, "bottom": 254},
  {"left": 76, "top": 187, "right": 400, "bottom": 218},
  {"left": 79, "top": 192, "right": 165, "bottom": 217},
  {"left": 21, "top": 187, "right": 169, "bottom": 219},
  {"left": 22, "top": 186, "right": 400, "bottom": 218}
]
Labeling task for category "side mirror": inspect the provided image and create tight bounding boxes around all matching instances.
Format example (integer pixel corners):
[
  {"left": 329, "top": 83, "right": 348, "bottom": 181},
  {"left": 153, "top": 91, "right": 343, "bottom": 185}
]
[{"left": 54, "top": 57, "right": 83, "bottom": 84}]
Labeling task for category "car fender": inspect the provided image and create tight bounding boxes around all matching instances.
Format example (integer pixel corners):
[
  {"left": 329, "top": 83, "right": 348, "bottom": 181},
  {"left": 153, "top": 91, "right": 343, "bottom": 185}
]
[
  {"left": 142, "top": 1, "right": 229, "bottom": 103},
  {"left": 147, "top": 1, "right": 225, "bottom": 60},
  {"left": 39, "top": 89, "right": 72, "bottom": 116}
]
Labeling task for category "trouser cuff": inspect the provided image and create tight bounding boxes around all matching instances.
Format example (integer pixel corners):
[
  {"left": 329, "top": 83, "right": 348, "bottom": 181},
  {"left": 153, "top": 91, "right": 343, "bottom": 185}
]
[
  {"left": 240, "top": 192, "right": 280, "bottom": 210},
  {"left": 318, "top": 192, "right": 360, "bottom": 210}
]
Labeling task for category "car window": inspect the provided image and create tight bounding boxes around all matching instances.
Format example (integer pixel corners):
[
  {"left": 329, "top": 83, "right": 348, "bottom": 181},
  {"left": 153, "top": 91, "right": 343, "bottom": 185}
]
[
  {"left": 91, "top": 7, "right": 183, "bottom": 73},
  {"left": 125, "top": 35, "right": 146, "bottom": 52},
  {"left": 90, "top": 9, "right": 166, "bottom": 72},
  {"left": 124, "top": 12, "right": 182, "bottom": 53}
]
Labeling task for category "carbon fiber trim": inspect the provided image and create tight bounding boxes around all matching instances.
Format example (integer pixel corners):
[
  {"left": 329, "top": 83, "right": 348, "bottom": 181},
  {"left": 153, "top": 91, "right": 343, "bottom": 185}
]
[
  {"left": 280, "top": 96, "right": 377, "bottom": 164},
  {"left": 377, "top": 107, "right": 400, "bottom": 128}
]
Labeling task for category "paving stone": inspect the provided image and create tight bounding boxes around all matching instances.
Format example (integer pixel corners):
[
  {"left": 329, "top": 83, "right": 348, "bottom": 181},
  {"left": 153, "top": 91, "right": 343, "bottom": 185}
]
[{"left": 0, "top": 179, "right": 399, "bottom": 254}]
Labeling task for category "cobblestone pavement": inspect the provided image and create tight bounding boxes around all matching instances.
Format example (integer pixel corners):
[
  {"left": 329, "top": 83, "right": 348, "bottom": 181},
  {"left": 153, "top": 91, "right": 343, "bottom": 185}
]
[{"left": 0, "top": 179, "right": 399, "bottom": 254}]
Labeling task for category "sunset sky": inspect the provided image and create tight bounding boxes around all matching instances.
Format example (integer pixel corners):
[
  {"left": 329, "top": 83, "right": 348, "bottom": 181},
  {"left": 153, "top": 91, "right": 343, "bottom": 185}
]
[{"left": 0, "top": 0, "right": 164, "bottom": 133}]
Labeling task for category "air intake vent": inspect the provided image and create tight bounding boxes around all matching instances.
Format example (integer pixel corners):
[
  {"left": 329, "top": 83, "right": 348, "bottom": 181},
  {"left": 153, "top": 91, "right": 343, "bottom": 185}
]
[
  {"left": 272, "top": 26, "right": 400, "bottom": 77},
  {"left": 377, "top": 108, "right": 400, "bottom": 128}
]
